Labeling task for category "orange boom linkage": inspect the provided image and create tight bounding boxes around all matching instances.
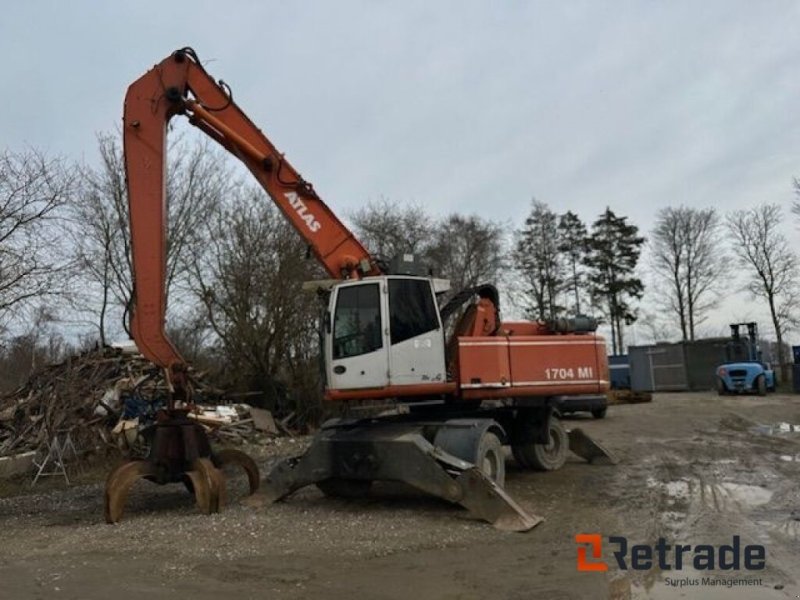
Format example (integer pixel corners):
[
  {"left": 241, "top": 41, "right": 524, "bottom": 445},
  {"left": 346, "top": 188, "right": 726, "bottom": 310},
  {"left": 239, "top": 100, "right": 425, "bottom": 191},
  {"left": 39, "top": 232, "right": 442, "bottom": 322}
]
[
  {"left": 109, "top": 48, "right": 615, "bottom": 530},
  {"left": 125, "top": 47, "right": 378, "bottom": 386}
]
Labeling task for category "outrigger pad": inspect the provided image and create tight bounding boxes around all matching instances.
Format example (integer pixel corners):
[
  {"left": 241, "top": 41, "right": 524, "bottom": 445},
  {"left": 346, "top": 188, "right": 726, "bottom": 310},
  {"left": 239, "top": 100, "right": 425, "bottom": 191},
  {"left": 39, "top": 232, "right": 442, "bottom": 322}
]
[
  {"left": 454, "top": 469, "right": 543, "bottom": 532},
  {"left": 567, "top": 428, "right": 617, "bottom": 465},
  {"left": 261, "top": 420, "right": 543, "bottom": 532}
]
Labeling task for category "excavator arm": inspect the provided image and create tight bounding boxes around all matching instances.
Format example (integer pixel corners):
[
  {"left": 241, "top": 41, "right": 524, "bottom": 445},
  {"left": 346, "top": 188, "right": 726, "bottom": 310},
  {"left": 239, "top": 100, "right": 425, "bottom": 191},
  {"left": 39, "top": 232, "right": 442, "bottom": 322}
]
[
  {"left": 124, "top": 48, "right": 379, "bottom": 376},
  {"left": 107, "top": 47, "right": 382, "bottom": 523}
]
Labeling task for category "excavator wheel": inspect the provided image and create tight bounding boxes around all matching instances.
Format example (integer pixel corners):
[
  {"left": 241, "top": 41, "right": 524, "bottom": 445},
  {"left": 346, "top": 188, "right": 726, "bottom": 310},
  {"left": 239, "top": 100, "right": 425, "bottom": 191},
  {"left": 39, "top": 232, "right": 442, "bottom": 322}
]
[
  {"left": 475, "top": 431, "right": 505, "bottom": 487},
  {"left": 512, "top": 416, "right": 568, "bottom": 471},
  {"left": 431, "top": 420, "right": 507, "bottom": 486}
]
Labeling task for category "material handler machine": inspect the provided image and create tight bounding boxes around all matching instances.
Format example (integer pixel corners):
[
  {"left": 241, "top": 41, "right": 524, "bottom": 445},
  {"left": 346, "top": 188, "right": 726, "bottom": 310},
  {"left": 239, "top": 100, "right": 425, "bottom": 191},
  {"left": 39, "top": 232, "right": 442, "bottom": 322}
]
[{"left": 107, "top": 48, "right": 614, "bottom": 531}]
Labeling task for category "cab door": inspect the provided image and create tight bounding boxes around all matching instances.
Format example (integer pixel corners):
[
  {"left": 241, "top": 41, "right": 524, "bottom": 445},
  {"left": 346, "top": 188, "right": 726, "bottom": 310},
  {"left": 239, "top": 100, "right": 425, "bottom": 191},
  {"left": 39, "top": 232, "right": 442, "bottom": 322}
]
[
  {"left": 386, "top": 277, "right": 446, "bottom": 387},
  {"left": 326, "top": 281, "right": 389, "bottom": 390}
]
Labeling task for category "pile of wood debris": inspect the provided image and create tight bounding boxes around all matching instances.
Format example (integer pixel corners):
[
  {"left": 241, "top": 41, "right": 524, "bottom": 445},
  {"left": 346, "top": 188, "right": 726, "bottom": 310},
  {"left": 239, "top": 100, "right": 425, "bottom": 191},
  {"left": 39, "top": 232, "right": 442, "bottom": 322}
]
[
  {"left": 0, "top": 346, "right": 285, "bottom": 460},
  {"left": 187, "top": 404, "right": 294, "bottom": 443}
]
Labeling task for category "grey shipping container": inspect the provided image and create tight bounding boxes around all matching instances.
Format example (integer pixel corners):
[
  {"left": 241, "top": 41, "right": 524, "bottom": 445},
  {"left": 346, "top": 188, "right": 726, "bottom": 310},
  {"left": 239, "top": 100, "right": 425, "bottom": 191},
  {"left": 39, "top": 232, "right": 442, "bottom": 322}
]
[
  {"left": 629, "top": 344, "right": 688, "bottom": 392},
  {"left": 684, "top": 338, "right": 729, "bottom": 390},
  {"left": 629, "top": 338, "right": 731, "bottom": 392}
]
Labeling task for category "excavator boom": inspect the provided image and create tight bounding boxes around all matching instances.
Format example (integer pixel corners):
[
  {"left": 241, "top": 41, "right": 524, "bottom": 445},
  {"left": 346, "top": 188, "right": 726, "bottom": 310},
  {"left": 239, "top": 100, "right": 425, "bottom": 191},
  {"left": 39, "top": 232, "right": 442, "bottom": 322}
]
[{"left": 124, "top": 48, "right": 378, "bottom": 372}]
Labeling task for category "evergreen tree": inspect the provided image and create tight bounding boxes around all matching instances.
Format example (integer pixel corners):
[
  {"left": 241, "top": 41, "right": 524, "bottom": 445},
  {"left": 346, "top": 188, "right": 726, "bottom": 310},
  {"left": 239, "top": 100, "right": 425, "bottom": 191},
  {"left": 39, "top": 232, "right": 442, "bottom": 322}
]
[
  {"left": 584, "top": 208, "right": 645, "bottom": 354},
  {"left": 557, "top": 211, "right": 588, "bottom": 315},
  {"left": 514, "top": 200, "right": 563, "bottom": 319}
]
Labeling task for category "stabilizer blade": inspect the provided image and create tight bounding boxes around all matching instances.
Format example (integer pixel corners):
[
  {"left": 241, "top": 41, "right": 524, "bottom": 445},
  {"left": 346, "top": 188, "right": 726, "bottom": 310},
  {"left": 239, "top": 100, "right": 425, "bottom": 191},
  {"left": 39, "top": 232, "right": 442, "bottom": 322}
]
[
  {"left": 568, "top": 428, "right": 617, "bottom": 465},
  {"left": 455, "top": 468, "right": 543, "bottom": 532}
]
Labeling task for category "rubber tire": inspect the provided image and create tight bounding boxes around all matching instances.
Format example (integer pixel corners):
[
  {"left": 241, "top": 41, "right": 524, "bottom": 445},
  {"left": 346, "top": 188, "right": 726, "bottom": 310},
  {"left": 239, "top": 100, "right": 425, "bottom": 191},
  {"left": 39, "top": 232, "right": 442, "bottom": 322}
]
[
  {"left": 756, "top": 375, "right": 767, "bottom": 396},
  {"left": 513, "top": 417, "right": 568, "bottom": 472},
  {"left": 316, "top": 479, "right": 373, "bottom": 498},
  {"left": 591, "top": 407, "right": 607, "bottom": 419},
  {"left": 717, "top": 378, "right": 727, "bottom": 396},
  {"left": 475, "top": 431, "right": 505, "bottom": 487}
]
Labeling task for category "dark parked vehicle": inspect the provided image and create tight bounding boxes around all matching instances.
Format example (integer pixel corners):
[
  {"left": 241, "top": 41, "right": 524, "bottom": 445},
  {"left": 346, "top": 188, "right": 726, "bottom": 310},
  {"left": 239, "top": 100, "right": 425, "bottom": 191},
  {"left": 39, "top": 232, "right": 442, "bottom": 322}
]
[{"left": 554, "top": 394, "right": 608, "bottom": 419}]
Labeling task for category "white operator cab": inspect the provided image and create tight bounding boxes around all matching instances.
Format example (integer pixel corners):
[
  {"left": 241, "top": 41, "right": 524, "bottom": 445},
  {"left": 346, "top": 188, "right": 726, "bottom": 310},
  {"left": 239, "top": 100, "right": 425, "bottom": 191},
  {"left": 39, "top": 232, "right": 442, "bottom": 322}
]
[{"left": 324, "top": 276, "right": 450, "bottom": 391}]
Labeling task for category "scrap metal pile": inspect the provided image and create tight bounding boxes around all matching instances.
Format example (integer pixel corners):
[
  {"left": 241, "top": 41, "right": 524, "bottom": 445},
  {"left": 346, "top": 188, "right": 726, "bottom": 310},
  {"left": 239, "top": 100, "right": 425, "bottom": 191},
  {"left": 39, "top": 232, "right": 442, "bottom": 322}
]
[{"left": 0, "top": 346, "right": 270, "bottom": 460}]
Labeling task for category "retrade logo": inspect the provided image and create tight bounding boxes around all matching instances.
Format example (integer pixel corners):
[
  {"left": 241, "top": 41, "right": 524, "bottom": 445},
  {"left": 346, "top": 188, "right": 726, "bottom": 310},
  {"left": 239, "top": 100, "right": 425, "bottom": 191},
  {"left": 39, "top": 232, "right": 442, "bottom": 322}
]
[
  {"left": 575, "top": 534, "right": 766, "bottom": 572},
  {"left": 576, "top": 534, "right": 608, "bottom": 572}
]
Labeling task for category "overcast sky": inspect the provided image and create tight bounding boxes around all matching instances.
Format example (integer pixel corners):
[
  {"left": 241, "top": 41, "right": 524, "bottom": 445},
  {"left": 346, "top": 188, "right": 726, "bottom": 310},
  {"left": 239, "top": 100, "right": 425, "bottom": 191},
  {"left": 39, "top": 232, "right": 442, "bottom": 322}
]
[{"left": 2, "top": 1, "right": 799, "bottom": 342}]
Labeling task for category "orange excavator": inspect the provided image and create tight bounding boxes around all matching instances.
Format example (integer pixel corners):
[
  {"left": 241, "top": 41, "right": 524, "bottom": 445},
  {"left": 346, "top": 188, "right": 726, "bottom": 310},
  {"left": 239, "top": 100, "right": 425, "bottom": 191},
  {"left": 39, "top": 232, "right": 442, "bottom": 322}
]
[{"left": 107, "top": 48, "right": 614, "bottom": 531}]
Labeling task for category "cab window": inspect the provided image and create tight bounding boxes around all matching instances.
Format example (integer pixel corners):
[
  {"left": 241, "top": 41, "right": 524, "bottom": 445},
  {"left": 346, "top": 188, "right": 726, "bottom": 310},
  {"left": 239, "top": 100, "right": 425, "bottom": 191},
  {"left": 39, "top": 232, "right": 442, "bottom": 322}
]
[
  {"left": 388, "top": 279, "right": 439, "bottom": 345},
  {"left": 333, "top": 284, "right": 382, "bottom": 359}
]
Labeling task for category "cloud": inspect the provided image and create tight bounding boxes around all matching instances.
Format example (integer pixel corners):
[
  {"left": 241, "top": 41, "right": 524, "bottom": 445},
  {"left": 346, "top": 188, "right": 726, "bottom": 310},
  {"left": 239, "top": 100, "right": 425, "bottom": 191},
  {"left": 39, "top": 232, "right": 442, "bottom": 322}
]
[{"left": 1, "top": 1, "right": 798, "bottom": 339}]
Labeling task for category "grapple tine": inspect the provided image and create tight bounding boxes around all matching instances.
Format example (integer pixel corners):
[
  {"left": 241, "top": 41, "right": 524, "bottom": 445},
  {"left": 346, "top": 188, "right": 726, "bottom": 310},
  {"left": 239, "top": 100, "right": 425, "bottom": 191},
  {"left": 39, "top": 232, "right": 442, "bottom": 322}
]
[
  {"left": 213, "top": 448, "right": 260, "bottom": 495},
  {"left": 568, "top": 428, "right": 617, "bottom": 465},
  {"left": 210, "top": 464, "right": 227, "bottom": 510},
  {"left": 104, "top": 460, "right": 157, "bottom": 523},
  {"left": 193, "top": 458, "right": 224, "bottom": 513},
  {"left": 186, "top": 469, "right": 213, "bottom": 514}
]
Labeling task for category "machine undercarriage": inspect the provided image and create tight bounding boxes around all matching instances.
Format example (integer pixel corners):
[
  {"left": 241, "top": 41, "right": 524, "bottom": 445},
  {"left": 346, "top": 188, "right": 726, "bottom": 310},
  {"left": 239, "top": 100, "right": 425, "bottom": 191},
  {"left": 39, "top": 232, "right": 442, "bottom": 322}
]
[{"left": 266, "top": 401, "right": 614, "bottom": 532}]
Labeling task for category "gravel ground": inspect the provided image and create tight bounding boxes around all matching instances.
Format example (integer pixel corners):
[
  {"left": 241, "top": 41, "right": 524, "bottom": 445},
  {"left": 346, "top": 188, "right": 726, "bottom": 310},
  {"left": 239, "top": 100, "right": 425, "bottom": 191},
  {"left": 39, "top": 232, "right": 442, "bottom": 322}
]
[{"left": 1, "top": 393, "right": 799, "bottom": 599}]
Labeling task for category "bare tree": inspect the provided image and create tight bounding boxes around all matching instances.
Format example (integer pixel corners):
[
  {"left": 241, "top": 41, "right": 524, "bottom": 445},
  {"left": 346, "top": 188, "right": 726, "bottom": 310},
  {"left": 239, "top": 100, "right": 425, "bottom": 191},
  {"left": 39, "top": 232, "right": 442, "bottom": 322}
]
[
  {"left": 727, "top": 204, "right": 798, "bottom": 382},
  {"left": 70, "top": 133, "right": 235, "bottom": 342},
  {"left": 792, "top": 177, "right": 800, "bottom": 218},
  {"left": 0, "top": 149, "right": 75, "bottom": 326},
  {"left": 187, "top": 189, "right": 323, "bottom": 419},
  {"left": 637, "top": 308, "right": 679, "bottom": 344},
  {"left": 651, "top": 206, "right": 724, "bottom": 341},
  {"left": 350, "top": 197, "right": 433, "bottom": 262},
  {"left": 428, "top": 214, "right": 505, "bottom": 290},
  {"left": 351, "top": 199, "right": 505, "bottom": 291}
]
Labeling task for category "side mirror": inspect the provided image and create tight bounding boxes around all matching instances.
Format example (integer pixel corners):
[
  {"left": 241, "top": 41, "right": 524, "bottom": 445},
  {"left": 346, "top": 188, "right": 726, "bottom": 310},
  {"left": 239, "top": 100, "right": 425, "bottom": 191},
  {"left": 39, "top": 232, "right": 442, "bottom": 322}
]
[{"left": 324, "top": 310, "right": 332, "bottom": 334}]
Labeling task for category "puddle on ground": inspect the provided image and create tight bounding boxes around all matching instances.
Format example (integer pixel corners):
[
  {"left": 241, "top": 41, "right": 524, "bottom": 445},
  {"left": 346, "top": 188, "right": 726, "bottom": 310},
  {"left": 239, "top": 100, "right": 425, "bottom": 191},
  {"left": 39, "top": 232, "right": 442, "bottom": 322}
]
[
  {"left": 717, "top": 482, "right": 773, "bottom": 508},
  {"left": 751, "top": 422, "right": 800, "bottom": 435},
  {"left": 646, "top": 477, "right": 691, "bottom": 500},
  {"left": 647, "top": 478, "right": 773, "bottom": 509},
  {"left": 774, "top": 518, "right": 800, "bottom": 540},
  {"left": 760, "top": 514, "right": 800, "bottom": 540},
  {"left": 779, "top": 454, "right": 800, "bottom": 462}
]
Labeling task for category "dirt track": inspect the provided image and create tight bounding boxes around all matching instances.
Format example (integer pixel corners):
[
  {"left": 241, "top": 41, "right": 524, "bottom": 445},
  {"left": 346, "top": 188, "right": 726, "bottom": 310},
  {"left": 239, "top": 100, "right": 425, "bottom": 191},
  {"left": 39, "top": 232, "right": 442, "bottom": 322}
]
[{"left": 1, "top": 392, "right": 799, "bottom": 599}]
